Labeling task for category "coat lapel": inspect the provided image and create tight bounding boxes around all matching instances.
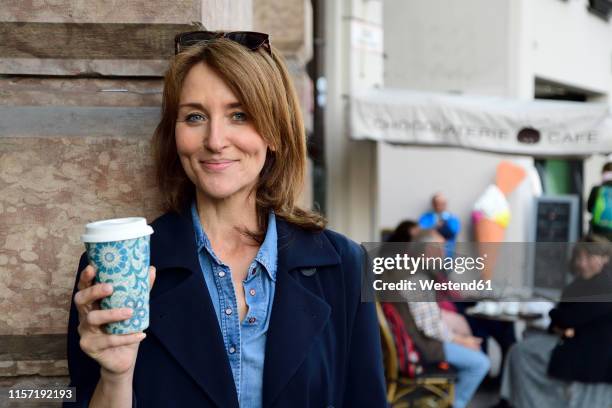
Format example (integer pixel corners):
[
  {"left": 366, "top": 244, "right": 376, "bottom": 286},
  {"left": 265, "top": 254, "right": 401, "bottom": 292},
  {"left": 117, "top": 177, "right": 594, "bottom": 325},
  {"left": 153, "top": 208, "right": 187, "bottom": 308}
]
[
  {"left": 147, "top": 209, "right": 239, "bottom": 408},
  {"left": 262, "top": 219, "right": 341, "bottom": 408}
]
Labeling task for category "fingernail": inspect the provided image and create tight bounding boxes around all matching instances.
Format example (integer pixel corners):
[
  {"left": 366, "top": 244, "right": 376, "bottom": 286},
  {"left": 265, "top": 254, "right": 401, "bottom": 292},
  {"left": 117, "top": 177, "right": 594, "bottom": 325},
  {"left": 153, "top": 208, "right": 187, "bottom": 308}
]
[
  {"left": 125, "top": 308, "right": 133, "bottom": 316},
  {"left": 104, "top": 284, "right": 113, "bottom": 292}
]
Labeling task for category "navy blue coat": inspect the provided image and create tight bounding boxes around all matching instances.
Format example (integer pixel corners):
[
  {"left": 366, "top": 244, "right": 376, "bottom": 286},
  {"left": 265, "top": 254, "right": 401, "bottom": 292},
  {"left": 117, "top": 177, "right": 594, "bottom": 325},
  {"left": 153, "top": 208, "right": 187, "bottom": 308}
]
[{"left": 64, "top": 207, "right": 387, "bottom": 407}]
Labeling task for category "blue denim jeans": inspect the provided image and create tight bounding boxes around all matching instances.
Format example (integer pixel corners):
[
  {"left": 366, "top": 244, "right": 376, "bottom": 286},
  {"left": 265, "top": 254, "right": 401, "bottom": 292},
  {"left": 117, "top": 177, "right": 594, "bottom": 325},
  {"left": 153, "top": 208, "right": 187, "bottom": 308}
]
[{"left": 443, "top": 341, "right": 490, "bottom": 408}]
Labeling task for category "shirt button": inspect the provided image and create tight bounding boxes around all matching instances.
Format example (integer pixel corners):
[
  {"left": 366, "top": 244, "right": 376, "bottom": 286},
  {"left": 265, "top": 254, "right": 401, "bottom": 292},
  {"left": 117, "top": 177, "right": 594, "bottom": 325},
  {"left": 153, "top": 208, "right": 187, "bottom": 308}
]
[
  {"left": 218, "top": 271, "right": 226, "bottom": 278},
  {"left": 248, "top": 317, "right": 257, "bottom": 324},
  {"left": 249, "top": 289, "right": 256, "bottom": 296},
  {"left": 228, "top": 346, "right": 236, "bottom": 354},
  {"left": 225, "top": 308, "right": 233, "bottom": 315}
]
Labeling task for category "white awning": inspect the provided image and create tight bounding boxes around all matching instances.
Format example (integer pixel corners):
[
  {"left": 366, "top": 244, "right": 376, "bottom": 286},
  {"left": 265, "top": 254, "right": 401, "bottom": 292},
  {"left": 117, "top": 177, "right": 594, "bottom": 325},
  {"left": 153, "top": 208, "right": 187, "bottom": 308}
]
[{"left": 350, "top": 88, "right": 612, "bottom": 156}]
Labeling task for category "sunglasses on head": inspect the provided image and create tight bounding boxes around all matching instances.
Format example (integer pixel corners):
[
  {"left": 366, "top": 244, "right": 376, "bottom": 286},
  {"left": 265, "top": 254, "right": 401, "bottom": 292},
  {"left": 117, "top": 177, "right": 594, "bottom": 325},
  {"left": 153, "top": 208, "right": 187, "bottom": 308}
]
[{"left": 174, "top": 31, "right": 271, "bottom": 55}]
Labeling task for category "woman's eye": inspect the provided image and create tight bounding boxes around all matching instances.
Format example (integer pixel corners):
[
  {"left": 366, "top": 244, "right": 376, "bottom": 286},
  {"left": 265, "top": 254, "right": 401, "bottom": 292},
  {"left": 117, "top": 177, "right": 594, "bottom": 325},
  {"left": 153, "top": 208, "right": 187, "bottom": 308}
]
[
  {"left": 185, "top": 113, "right": 206, "bottom": 123},
  {"left": 231, "top": 112, "right": 248, "bottom": 122}
]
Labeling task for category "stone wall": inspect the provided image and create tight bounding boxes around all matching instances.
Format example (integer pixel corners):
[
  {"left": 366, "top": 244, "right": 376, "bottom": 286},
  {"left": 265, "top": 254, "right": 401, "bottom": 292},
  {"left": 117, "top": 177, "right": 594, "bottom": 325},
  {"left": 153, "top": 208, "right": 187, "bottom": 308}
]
[{"left": 0, "top": 0, "right": 313, "bottom": 384}]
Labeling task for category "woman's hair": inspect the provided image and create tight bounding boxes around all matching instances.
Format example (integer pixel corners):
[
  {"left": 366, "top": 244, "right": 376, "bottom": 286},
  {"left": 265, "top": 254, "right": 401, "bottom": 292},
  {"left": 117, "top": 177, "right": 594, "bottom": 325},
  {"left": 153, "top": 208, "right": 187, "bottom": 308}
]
[
  {"left": 151, "top": 38, "right": 326, "bottom": 239},
  {"left": 602, "top": 162, "right": 612, "bottom": 173},
  {"left": 386, "top": 220, "right": 418, "bottom": 242}
]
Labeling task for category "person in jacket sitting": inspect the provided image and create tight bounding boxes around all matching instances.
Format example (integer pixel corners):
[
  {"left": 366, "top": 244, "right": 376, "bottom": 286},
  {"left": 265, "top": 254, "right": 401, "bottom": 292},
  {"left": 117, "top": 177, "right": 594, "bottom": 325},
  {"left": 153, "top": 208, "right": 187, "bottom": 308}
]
[
  {"left": 402, "top": 230, "right": 490, "bottom": 408},
  {"left": 497, "top": 234, "right": 612, "bottom": 408}
]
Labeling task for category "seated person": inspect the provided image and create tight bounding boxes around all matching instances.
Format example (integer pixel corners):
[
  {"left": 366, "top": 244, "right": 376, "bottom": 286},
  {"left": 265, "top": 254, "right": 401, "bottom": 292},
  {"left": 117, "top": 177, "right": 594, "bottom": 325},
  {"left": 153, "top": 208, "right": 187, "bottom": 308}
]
[
  {"left": 498, "top": 235, "right": 612, "bottom": 408},
  {"left": 385, "top": 220, "right": 472, "bottom": 335},
  {"left": 403, "top": 230, "right": 490, "bottom": 408},
  {"left": 407, "top": 301, "right": 489, "bottom": 408},
  {"left": 419, "top": 193, "right": 461, "bottom": 258}
]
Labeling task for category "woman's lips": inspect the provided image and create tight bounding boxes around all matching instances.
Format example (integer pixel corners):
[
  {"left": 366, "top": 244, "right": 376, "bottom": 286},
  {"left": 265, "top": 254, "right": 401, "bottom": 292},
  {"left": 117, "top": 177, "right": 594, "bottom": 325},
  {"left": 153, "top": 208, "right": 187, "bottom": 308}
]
[{"left": 199, "top": 160, "right": 236, "bottom": 171}]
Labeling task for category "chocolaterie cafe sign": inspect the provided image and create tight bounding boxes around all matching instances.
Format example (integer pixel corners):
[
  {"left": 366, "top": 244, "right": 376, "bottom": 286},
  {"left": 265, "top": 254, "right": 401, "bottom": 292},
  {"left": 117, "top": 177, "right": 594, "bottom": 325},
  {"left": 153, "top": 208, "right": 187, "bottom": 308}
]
[{"left": 350, "top": 89, "right": 612, "bottom": 156}]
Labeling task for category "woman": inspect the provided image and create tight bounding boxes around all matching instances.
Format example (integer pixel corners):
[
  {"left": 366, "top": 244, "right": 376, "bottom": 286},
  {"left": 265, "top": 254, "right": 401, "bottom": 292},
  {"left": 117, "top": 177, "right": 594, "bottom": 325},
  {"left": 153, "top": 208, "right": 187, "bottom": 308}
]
[
  {"left": 385, "top": 219, "right": 419, "bottom": 243},
  {"left": 65, "top": 31, "right": 386, "bottom": 408},
  {"left": 498, "top": 234, "right": 612, "bottom": 407}
]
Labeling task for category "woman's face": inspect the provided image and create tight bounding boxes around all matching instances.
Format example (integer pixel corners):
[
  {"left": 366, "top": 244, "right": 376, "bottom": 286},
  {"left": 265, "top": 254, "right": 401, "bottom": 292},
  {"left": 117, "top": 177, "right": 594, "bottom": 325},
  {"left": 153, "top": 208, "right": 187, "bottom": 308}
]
[
  {"left": 175, "top": 62, "right": 269, "bottom": 201},
  {"left": 573, "top": 249, "right": 609, "bottom": 279}
]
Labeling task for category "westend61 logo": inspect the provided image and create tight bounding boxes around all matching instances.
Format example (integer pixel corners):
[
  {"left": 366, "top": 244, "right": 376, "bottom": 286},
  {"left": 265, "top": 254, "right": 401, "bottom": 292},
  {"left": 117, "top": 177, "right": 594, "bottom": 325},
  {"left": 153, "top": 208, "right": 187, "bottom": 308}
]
[
  {"left": 371, "top": 253, "right": 486, "bottom": 275},
  {"left": 368, "top": 252, "right": 492, "bottom": 295}
]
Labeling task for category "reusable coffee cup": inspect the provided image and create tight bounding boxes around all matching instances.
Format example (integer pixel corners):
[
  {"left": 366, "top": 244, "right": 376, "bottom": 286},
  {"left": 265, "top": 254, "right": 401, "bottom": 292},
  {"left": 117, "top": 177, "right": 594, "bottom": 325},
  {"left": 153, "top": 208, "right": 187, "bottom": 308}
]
[{"left": 81, "top": 217, "right": 154, "bottom": 335}]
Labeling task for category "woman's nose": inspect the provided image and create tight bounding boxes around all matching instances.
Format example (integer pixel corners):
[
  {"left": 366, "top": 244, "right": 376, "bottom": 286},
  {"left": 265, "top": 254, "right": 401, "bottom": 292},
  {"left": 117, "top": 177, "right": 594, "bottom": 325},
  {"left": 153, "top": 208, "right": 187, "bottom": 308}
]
[{"left": 203, "top": 118, "right": 229, "bottom": 152}]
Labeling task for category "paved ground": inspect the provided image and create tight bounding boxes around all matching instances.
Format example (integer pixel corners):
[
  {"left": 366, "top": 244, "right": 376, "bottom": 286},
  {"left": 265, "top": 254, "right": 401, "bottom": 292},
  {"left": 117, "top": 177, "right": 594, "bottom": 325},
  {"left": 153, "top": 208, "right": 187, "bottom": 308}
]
[{"left": 472, "top": 386, "right": 500, "bottom": 407}]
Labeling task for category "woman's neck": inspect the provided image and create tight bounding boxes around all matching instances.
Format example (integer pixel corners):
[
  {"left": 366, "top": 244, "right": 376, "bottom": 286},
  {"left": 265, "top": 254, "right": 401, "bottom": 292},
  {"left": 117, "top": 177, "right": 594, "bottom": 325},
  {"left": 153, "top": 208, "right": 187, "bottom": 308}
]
[{"left": 195, "top": 190, "right": 259, "bottom": 249}]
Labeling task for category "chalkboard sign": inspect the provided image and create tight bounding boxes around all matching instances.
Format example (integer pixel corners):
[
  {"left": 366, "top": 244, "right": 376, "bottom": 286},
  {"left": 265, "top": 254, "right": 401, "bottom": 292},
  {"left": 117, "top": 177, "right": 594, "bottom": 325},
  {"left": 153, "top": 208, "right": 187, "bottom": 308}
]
[
  {"left": 528, "top": 195, "right": 579, "bottom": 299},
  {"left": 532, "top": 195, "right": 579, "bottom": 243},
  {"left": 536, "top": 201, "right": 572, "bottom": 241}
]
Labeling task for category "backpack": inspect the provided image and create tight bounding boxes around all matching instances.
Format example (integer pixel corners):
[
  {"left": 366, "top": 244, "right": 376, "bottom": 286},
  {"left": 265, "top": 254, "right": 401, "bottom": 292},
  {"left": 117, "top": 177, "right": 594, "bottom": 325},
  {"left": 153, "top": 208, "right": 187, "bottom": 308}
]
[
  {"left": 592, "top": 186, "right": 612, "bottom": 230},
  {"left": 381, "top": 302, "right": 423, "bottom": 378}
]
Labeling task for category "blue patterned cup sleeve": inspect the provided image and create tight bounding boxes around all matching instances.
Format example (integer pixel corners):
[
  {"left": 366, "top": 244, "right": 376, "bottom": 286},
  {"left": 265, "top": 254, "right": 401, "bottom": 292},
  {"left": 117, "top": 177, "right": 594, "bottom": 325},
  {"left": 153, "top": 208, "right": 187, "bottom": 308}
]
[{"left": 85, "top": 235, "right": 151, "bottom": 334}]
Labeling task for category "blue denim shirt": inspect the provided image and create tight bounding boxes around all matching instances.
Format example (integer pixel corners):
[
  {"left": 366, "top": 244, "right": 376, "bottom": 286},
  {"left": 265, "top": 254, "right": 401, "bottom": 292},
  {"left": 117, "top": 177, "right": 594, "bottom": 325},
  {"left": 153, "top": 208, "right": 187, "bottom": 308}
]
[{"left": 190, "top": 201, "right": 277, "bottom": 408}]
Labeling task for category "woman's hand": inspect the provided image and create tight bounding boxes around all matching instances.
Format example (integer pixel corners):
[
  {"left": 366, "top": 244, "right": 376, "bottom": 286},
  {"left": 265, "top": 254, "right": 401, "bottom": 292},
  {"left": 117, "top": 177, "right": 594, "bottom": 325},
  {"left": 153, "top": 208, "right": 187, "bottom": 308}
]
[
  {"left": 453, "top": 334, "right": 483, "bottom": 351},
  {"left": 552, "top": 326, "right": 575, "bottom": 338},
  {"left": 73, "top": 264, "right": 156, "bottom": 380}
]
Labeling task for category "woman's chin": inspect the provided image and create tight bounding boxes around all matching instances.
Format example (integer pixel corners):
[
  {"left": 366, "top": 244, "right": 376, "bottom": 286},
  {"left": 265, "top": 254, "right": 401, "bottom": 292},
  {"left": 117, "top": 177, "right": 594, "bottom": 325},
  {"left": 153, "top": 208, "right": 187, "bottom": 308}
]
[{"left": 196, "top": 185, "right": 247, "bottom": 201}]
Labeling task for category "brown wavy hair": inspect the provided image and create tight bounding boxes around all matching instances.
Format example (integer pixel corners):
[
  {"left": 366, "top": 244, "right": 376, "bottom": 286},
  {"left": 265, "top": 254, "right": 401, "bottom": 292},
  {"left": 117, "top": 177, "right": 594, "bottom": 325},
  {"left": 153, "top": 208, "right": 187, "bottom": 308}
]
[{"left": 151, "top": 37, "right": 326, "bottom": 239}]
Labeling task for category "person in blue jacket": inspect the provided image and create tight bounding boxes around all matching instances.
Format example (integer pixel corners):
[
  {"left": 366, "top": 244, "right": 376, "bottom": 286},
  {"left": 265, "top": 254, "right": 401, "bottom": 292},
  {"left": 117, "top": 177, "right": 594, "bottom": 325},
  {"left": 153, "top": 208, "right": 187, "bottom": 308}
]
[
  {"left": 419, "top": 193, "right": 461, "bottom": 258},
  {"left": 64, "top": 31, "right": 387, "bottom": 408}
]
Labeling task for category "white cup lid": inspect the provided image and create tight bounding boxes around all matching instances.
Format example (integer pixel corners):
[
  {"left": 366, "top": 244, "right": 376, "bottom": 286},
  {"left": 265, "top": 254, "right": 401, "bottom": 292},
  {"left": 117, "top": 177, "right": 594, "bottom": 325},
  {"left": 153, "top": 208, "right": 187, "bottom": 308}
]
[{"left": 81, "top": 217, "right": 154, "bottom": 243}]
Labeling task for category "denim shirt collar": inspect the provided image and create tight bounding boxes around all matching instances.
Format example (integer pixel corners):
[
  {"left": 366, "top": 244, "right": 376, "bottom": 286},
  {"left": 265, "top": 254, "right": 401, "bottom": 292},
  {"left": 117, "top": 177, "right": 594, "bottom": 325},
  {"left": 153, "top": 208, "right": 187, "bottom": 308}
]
[{"left": 190, "top": 200, "right": 278, "bottom": 282}]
